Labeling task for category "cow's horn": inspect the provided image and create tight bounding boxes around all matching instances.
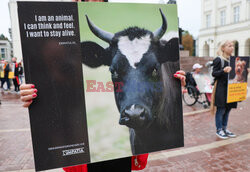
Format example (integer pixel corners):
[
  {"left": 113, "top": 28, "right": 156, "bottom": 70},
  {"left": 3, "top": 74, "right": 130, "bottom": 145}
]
[
  {"left": 85, "top": 15, "right": 114, "bottom": 43},
  {"left": 153, "top": 9, "right": 167, "bottom": 41}
]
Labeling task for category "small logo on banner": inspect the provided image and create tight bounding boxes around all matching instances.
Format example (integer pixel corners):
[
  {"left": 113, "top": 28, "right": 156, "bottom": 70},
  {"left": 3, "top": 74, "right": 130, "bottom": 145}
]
[{"left": 62, "top": 147, "right": 84, "bottom": 156}]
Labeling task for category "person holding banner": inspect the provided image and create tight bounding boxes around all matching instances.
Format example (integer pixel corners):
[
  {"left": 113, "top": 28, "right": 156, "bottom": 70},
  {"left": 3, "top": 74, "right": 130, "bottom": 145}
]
[
  {"left": 19, "top": 70, "right": 185, "bottom": 171},
  {"left": 19, "top": 0, "right": 186, "bottom": 171},
  {"left": 212, "top": 40, "right": 237, "bottom": 139}
]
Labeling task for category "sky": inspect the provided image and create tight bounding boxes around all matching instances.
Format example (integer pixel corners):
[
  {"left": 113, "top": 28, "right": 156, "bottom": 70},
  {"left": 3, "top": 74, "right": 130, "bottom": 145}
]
[
  {"left": 0, "top": 0, "right": 201, "bottom": 39},
  {"left": 0, "top": 0, "right": 11, "bottom": 39}
]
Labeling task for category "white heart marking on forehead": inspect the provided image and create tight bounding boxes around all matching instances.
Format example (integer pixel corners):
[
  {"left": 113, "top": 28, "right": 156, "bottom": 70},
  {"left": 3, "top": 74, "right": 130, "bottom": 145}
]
[{"left": 118, "top": 35, "right": 151, "bottom": 68}]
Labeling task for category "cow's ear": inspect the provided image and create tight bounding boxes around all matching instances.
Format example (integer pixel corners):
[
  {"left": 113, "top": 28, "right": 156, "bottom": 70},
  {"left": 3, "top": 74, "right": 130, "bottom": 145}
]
[
  {"left": 157, "top": 37, "right": 180, "bottom": 64},
  {"left": 81, "top": 41, "right": 112, "bottom": 67}
]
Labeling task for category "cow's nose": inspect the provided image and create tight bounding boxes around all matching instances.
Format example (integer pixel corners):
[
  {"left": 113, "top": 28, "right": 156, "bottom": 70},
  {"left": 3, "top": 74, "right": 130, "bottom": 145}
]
[{"left": 119, "top": 104, "right": 147, "bottom": 125}]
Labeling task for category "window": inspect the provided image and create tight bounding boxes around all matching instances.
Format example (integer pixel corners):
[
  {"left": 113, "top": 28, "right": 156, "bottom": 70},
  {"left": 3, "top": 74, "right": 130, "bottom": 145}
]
[
  {"left": 206, "top": 14, "right": 211, "bottom": 28},
  {"left": 220, "top": 10, "right": 226, "bottom": 26},
  {"left": 233, "top": 6, "right": 240, "bottom": 23},
  {"left": 1, "top": 48, "right": 5, "bottom": 58}
]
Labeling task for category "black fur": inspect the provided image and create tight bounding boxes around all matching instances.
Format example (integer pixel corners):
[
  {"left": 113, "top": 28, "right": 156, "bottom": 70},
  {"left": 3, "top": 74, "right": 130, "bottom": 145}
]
[{"left": 81, "top": 25, "right": 182, "bottom": 154}]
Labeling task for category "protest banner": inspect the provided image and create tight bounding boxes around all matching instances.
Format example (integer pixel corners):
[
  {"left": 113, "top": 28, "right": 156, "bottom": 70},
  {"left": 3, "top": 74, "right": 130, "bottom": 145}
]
[
  {"left": 227, "top": 56, "right": 249, "bottom": 103},
  {"left": 18, "top": 2, "right": 183, "bottom": 171}
]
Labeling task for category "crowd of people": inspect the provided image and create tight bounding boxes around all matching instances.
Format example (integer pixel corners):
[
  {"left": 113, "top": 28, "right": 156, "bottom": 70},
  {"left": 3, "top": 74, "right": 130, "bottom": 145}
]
[
  {"left": 0, "top": 57, "right": 23, "bottom": 104},
  {"left": 0, "top": 57, "right": 23, "bottom": 92}
]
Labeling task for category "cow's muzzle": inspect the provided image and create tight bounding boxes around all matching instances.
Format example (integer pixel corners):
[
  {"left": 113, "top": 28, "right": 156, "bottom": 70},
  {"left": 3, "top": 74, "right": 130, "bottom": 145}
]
[{"left": 119, "top": 104, "right": 151, "bottom": 128}]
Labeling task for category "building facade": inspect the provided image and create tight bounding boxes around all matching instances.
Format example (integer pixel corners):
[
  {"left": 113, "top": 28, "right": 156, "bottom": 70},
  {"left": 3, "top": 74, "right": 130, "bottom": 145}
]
[
  {"left": 199, "top": 0, "right": 250, "bottom": 57},
  {"left": 0, "top": 40, "right": 11, "bottom": 61}
]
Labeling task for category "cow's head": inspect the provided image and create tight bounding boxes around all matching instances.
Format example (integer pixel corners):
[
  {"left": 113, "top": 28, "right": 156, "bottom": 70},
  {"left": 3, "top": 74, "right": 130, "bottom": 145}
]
[{"left": 81, "top": 9, "right": 178, "bottom": 130}]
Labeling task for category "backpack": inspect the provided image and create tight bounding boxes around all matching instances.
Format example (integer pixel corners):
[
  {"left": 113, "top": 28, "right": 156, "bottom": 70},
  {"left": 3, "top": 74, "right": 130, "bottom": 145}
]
[{"left": 185, "top": 72, "right": 197, "bottom": 87}]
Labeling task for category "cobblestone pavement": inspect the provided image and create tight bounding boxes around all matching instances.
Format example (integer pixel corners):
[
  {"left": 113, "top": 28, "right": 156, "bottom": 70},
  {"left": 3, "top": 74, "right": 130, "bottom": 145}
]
[
  {"left": 143, "top": 80, "right": 250, "bottom": 172},
  {"left": 0, "top": 85, "right": 249, "bottom": 172},
  {"left": 144, "top": 97, "right": 250, "bottom": 172}
]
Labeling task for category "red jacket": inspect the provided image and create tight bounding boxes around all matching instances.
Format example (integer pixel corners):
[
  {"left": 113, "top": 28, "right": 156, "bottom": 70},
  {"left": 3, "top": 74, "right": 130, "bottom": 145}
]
[{"left": 63, "top": 154, "right": 149, "bottom": 172}]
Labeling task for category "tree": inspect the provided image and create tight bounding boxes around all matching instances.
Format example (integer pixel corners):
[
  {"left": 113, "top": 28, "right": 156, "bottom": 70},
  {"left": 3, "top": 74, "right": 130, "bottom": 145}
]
[
  {"left": 182, "top": 31, "right": 194, "bottom": 56},
  {"left": 0, "top": 34, "right": 9, "bottom": 40}
]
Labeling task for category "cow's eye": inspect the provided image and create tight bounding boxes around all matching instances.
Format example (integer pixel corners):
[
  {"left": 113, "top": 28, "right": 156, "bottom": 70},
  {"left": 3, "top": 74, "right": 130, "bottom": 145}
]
[
  {"left": 110, "top": 68, "right": 119, "bottom": 78},
  {"left": 112, "top": 71, "right": 119, "bottom": 78}
]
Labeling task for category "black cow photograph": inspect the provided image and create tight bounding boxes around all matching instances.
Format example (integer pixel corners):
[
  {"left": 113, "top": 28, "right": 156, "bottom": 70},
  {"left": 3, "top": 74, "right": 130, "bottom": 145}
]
[
  {"left": 79, "top": 3, "right": 184, "bottom": 162},
  {"left": 18, "top": 2, "right": 184, "bottom": 169}
]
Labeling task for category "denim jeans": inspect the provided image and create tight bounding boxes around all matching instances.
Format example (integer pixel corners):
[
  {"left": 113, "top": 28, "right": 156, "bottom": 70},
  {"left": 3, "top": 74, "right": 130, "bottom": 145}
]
[
  {"left": 215, "top": 107, "right": 231, "bottom": 131},
  {"left": 1, "top": 78, "right": 10, "bottom": 90}
]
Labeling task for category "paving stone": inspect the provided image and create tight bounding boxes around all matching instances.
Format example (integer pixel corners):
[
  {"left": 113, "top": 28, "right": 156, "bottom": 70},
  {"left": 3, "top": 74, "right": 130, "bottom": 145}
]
[{"left": 1, "top": 84, "right": 250, "bottom": 171}]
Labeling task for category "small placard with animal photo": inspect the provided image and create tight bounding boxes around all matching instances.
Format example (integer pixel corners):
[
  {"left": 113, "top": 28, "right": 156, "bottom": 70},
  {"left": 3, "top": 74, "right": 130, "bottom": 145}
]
[{"left": 227, "top": 56, "right": 249, "bottom": 103}]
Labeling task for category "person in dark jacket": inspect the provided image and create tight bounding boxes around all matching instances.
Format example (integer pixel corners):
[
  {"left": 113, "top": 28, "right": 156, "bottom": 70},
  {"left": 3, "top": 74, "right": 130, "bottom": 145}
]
[
  {"left": 1, "top": 61, "right": 10, "bottom": 90},
  {"left": 12, "top": 57, "right": 20, "bottom": 92},
  {"left": 18, "top": 62, "right": 24, "bottom": 85},
  {"left": 212, "top": 40, "right": 237, "bottom": 139}
]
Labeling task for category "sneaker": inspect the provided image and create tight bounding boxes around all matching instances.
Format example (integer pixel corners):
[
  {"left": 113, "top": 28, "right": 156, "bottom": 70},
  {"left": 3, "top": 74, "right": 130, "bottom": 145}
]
[
  {"left": 216, "top": 130, "right": 228, "bottom": 139},
  {"left": 223, "top": 129, "right": 236, "bottom": 138}
]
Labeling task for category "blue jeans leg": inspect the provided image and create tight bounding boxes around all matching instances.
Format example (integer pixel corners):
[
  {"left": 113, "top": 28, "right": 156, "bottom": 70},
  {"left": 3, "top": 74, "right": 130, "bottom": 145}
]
[
  {"left": 215, "top": 107, "right": 226, "bottom": 131},
  {"left": 222, "top": 107, "right": 231, "bottom": 130},
  {"left": 6, "top": 79, "right": 10, "bottom": 90}
]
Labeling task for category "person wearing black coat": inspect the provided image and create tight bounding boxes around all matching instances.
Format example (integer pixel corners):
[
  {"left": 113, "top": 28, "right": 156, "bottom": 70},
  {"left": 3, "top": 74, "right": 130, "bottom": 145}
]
[
  {"left": 212, "top": 40, "right": 237, "bottom": 139},
  {"left": 1, "top": 61, "right": 10, "bottom": 90},
  {"left": 12, "top": 57, "right": 20, "bottom": 92},
  {"left": 18, "top": 62, "right": 24, "bottom": 85}
]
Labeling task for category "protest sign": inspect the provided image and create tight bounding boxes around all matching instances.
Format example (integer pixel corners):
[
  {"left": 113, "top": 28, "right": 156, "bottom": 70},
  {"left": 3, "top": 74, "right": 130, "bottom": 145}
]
[
  {"left": 18, "top": 2, "right": 183, "bottom": 171},
  {"left": 227, "top": 56, "right": 249, "bottom": 103}
]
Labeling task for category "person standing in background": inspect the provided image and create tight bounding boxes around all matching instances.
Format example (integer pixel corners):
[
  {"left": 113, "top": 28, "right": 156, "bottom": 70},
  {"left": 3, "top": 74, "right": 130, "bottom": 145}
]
[
  {"left": 212, "top": 40, "right": 237, "bottom": 139},
  {"left": 0, "top": 60, "right": 3, "bottom": 104},
  {"left": 18, "top": 62, "right": 24, "bottom": 85},
  {"left": 1, "top": 61, "right": 10, "bottom": 91},
  {"left": 12, "top": 57, "right": 20, "bottom": 92},
  {"left": 0, "top": 60, "right": 4, "bottom": 90}
]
